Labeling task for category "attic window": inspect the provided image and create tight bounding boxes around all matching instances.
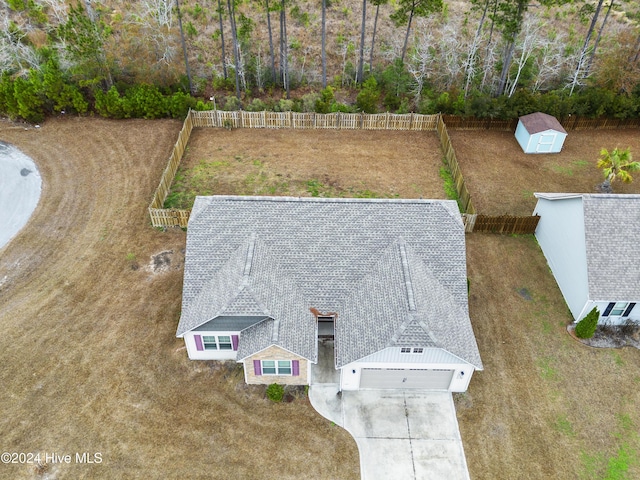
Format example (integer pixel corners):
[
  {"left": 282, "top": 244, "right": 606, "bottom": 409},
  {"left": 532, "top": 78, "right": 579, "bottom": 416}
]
[{"left": 401, "top": 347, "right": 424, "bottom": 354}]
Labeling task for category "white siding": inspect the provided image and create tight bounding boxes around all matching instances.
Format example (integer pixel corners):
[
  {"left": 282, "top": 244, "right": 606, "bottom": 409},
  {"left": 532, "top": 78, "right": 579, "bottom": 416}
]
[
  {"left": 515, "top": 121, "right": 530, "bottom": 152},
  {"left": 585, "top": 300, "right": 640, "bottom": 325},
  {"left": 516, "top": 123, "right": 567, "bottom": 154},
  {"left": 184, "top": 331, "right": 239, "bottom": 360},
  {"left": 534, "top": 196, "right": 589, "bottom": 321},
  {"left": 358, "top": 346, "right": 469, "bottom": 365},
  {"left": 340, "top": 347, "right": 474, "bottom": 392}
]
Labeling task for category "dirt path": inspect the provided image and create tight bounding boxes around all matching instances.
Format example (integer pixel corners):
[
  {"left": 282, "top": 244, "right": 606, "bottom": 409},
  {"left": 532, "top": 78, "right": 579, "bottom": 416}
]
[{"left": 0, "top": 117, "right": 359, "bottom": 479}]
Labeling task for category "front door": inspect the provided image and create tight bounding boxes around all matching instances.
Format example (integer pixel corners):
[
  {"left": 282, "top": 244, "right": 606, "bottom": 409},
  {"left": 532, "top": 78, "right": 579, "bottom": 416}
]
[{"left": 318, "top": 316, "right": 335, "bottom": 339}]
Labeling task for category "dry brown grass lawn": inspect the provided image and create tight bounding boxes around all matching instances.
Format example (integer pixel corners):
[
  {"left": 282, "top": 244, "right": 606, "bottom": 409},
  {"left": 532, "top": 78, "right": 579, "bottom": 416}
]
[
  {"left": 0, "top": 117, "right": 359, "bottom": 480},
  {"left": 460, "top": 234, "right": 640, "bottom": 479},
  {"left": 450, "top": 128, "right": 640, "bottom": 215},
  {"left": 165, "top": 128, "right": 446, "bottom": 209},
  {"left": 4, "top": 118, "right": 640, "bottom": 480}
]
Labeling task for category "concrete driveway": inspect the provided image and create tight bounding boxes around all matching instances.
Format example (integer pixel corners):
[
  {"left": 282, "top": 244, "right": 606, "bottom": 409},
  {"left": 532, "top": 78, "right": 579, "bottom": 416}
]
[
  {"left": 0, "top": 142, "right": 41, "bottom": 250},
  {"left": 309, "top": 341, "right": 470, "bottom": 480}
]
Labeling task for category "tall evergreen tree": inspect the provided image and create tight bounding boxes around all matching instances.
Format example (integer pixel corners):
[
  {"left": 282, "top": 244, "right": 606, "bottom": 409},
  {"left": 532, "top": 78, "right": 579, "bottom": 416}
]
[
  {"left": 492, "top": 0, "right": 527, "bottom": 97},
  {"left": 175, "top": 0, "right": 193, "bottom": 93},
  {"left": 391, "top": 0, "right": 442, "bottom": 64},
  {"left": 369, "top": 0, "right": 388, "bottom": 72},
  {"left": 264, "top": 0, "right": 277, "bottom": 84},
  {"left": 58, "top": 3, "right": 113, "bottom": 88},
  {"left": 357, "top": 0, "right": 367, "bottom": 83},
  {"left": 569, "top": 0, "right": 605, "bottom": 95},
  {"left": 322, "top": 0, "right": 327, "bottom": 88},
  {"left": 227, "top": 0, "right": 241, "bottom": 99},
  {"left": 216, "top": 0, "right": 228, "bottom": 79}
]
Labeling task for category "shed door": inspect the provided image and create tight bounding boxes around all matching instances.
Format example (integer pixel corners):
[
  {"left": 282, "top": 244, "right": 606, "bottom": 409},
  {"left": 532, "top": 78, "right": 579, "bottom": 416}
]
[
  {"left": 536, "top": 133, "right": 556, "bottom": 153},
  {"left": 359, "top": 368, "right": 454, "bottom": 390}
]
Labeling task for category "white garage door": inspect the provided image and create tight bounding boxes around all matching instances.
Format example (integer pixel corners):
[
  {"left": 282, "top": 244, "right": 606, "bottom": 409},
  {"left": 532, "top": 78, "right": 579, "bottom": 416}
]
[{"left": 359, "top": 368, "right": 454, "bottom": 390}]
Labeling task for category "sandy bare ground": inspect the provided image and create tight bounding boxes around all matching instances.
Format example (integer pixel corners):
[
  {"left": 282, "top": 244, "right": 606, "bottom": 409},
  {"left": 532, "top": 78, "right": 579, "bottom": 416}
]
[
  {"left": 0, "top": 117, "right": 359, "bottom": 479},
  {"left": 166, "top": 128, "right": 446, "bottom": 209}
]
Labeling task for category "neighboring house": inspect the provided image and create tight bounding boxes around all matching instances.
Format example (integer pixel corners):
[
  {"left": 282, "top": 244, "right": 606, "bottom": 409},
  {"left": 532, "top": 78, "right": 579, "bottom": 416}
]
[
  {"left": 176, "top": 196, "right": 483, "bottom": 392},
  {"left": 533, "top": 193, "right": 640, "bottom": 325},
  {"left": 515, "top": 112, "right": 567, "bottom": 154}
]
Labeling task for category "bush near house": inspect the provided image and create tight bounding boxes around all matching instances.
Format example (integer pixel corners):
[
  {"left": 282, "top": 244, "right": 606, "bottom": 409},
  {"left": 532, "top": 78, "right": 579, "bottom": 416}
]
[
  {"left": 575, "top": 307, "right": 599, "bottom": 339},
  {"left": 266, "top": 383, "right": 284, "bottom": 402}
]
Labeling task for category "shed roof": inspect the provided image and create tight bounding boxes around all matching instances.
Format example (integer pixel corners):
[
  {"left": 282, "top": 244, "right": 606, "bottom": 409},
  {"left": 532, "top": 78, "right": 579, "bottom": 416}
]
[
  {"left": 519, "top": 112, "right": 567, "bottom": 135},
  {"left": 177, "top": 196, "right": 482, "bottom": 369}
]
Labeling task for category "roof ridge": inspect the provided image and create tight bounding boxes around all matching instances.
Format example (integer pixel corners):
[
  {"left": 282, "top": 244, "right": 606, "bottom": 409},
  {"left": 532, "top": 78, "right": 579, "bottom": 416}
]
[
  {"left": 398, "top": 239, "right": 417, "bottom": 311},
  {"left": 243, "top": 233, "right": 257, "bottom": 279},
  {"left": 195, "top": 194, "right": 458, "bottom": 205}
]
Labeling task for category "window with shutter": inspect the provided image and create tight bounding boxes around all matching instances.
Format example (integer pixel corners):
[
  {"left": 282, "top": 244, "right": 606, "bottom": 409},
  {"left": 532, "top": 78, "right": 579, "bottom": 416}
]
[
  {"left": 603, "top": 303, "right": 615, "bottom": 316},
  {"left": 623, "top": 303, "right": 636, "bottom": 317}
]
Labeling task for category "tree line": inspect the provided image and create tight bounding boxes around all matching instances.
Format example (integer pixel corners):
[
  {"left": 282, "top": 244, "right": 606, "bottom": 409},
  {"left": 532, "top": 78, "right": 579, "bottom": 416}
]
[{"left": 0, "top": 0, "right": 639, "bottom": 122}]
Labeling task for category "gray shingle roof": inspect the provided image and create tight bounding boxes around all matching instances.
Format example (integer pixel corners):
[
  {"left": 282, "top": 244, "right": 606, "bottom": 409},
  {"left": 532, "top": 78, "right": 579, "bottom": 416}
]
[
  {"left": 335, "top": 238, "right": 482, "bottom": 368},
  {"left": 177, "top": 196, "right": 482, "bottom": 369},
  {"left": 583, "top": 194, "right": 640, "bottom": 300},
  {"left": 519, "top": 112, "right": 567, "bottom": 135}
]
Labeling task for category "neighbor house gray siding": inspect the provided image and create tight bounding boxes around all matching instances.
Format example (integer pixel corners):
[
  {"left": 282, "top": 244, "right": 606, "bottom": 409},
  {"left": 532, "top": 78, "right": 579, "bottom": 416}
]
[{"left": 534, "top": 195, "right": 588, "bottom": 320}]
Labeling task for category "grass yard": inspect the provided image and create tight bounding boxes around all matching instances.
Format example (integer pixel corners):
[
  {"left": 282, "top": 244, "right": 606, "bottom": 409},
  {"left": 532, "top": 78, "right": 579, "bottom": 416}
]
[
  {"left": 0, "top": 117, "right": 359, "bottom": 480},
  {"left": 3, "top": 118, "right": 639, "bottom": 480},
  {"left": 460, "top": 234, "right": 640, "bottom": 479},
  {"left": 164, "top": 128, "right": 447, "bottom": 209},
  {"left": 450, "top": 129, "right": 640, "bottom": 215}
]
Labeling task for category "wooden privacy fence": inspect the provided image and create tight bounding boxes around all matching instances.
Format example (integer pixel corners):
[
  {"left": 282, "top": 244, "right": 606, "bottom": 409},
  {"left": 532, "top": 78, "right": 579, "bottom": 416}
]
[
  {"left": 436, "top": 115, "right": 475, "bottom": 214},
  {"left": 463, "top": 214, "right": 540, "bottom": 234},
  {"left": 190, "top": 110, "right": 439, "bottom": 130},
  {"left": 148, "top": 110, "right": 440, "bottom": 227},
  {"left": 148, "top": 110, "right": 194, "bottom": 227}
]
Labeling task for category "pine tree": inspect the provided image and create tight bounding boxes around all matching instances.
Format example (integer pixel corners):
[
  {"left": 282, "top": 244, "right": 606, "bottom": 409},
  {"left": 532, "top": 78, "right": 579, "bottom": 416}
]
[{"left": 575, "top": 307, "right": 599, "bottom": 339}]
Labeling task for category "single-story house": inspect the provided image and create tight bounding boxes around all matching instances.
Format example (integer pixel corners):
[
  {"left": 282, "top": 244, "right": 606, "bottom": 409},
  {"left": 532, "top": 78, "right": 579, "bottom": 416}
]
[
  {"left": 176, "top": 196, "right": 483, "bottom": 392},
  {"left": 533, "top": 193, "right": 640, "bottom": 325},
  {"left": 515, "top": 112, "right": 567, "bottom": 154}
]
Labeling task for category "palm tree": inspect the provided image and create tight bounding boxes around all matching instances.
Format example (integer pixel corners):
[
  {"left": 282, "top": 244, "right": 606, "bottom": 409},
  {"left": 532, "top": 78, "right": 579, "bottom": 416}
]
[{"left": 597, "top": 147, "right": 640, "bottom": 192}]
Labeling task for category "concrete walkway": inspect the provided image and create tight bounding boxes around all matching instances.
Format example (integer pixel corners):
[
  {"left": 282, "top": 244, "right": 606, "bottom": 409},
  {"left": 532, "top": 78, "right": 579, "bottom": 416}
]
[
  {"left": 309, "top": 341, "right": 471, "bottom": 480},
  {"left": 0, "top": 142, "right": 41, "bottom": 250}
]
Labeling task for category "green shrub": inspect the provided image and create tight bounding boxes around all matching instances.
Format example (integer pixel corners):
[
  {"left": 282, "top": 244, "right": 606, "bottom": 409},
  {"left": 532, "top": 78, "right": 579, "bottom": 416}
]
[
  {"left": 246, "top": 98, "right": 267, "bottom": 112},
  {"left": 166, "top": 91, "right": 196, "bottom": 118},
  {"left": 575, "top": 307, "right": 599, "bottom": 339},
  {"left": 123, "top": 84, "right": 167, "bottom": 118},
  {"left": 276, "top": 98, "right": 294, "bottom": 112},
  {"left": 301, "top": 92, "right": 320, "bottom": 112},
  {"left": 94, "top": 86, "right": 126, "bottom": 118},
  {"left": 266, "top": 383, "right": 284, "bottom": 402},
  {"left": 14, "top": 73, "right": 45, "bottom": 123},
  {"left": 223, "top": 95, "right": 241, "bottom": 111},
  {"left": 315, "top": 87, "right": 335, "bottom": 113},
  {"left": 356, "top": 77, "right": 380, "bottom": 113}
]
